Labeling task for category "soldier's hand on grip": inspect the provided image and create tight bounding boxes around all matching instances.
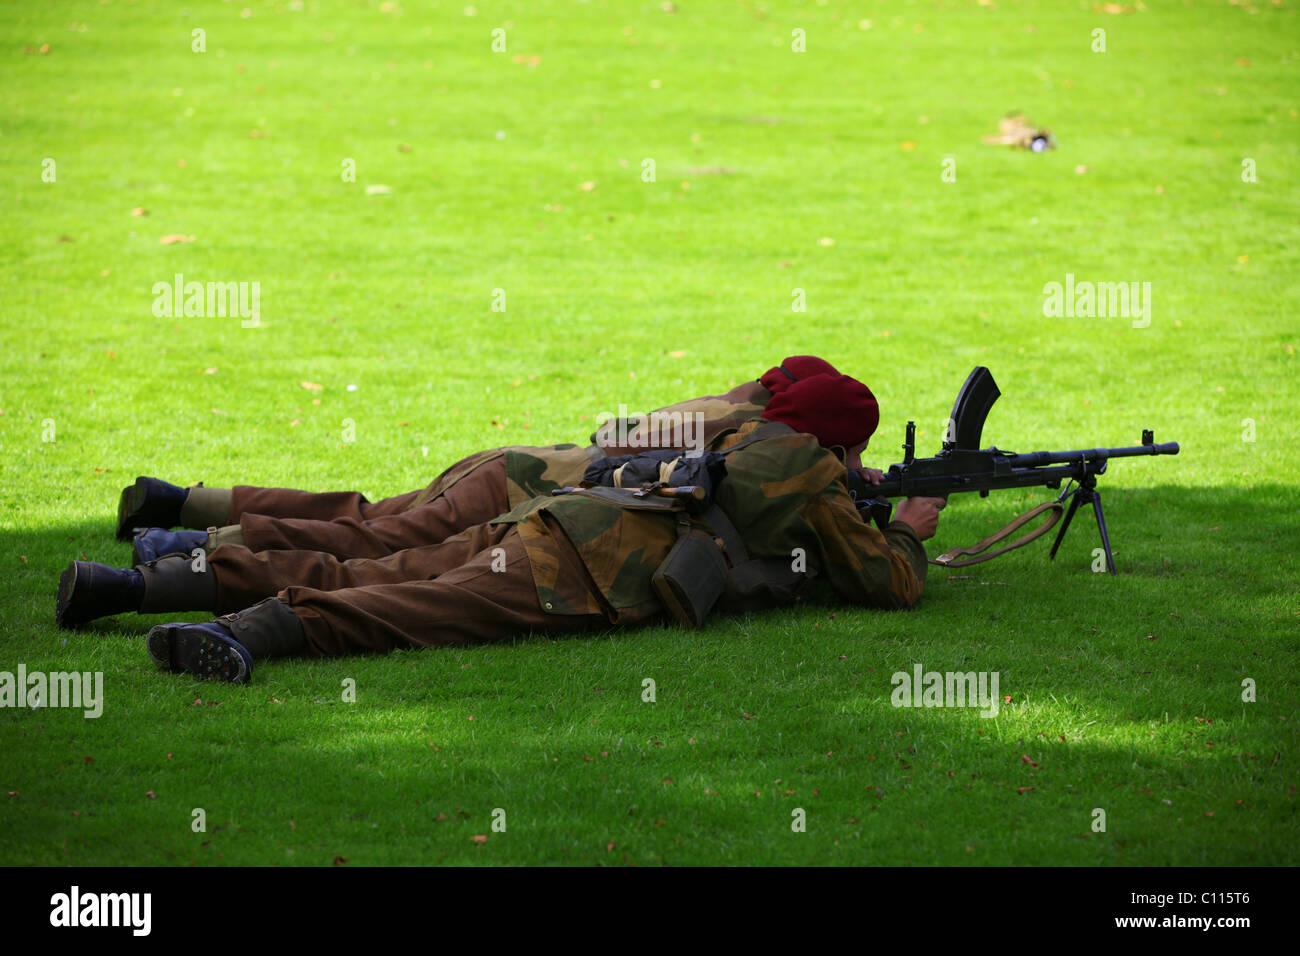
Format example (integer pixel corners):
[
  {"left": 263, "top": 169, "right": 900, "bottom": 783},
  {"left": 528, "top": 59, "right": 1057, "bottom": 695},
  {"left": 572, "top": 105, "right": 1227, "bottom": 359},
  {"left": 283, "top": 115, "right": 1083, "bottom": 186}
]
[{"left": 893, "top": 496, "right": 946, "bottom": 541}]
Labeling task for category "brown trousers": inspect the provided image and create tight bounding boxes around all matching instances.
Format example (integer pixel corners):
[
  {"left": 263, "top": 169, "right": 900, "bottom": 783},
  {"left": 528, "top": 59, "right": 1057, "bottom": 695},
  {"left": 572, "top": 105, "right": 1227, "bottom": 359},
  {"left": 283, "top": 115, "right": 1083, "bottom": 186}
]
[
  {"left": 228, "top": 458, "right": 509, "bottom": 559},
  {"left": 210, "top": 515, "right": 616, "bottom": 656}
]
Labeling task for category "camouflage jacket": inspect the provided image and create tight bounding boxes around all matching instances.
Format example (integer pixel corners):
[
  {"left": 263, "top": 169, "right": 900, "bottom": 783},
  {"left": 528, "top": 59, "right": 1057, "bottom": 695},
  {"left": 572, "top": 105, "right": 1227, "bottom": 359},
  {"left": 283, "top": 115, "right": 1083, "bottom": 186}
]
[
  {"left": 492, "top": 419, "right": 928, "bottom": 624},
  {"left": 409, "top": 380, "right": 771, "bottom": 510}
]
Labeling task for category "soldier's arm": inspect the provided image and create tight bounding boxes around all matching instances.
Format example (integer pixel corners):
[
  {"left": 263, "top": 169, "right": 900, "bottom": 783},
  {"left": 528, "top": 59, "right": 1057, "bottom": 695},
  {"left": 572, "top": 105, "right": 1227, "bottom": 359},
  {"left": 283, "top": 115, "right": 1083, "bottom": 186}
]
[{"left": 802, "top": 489, "right": 929, "bottom": 610}]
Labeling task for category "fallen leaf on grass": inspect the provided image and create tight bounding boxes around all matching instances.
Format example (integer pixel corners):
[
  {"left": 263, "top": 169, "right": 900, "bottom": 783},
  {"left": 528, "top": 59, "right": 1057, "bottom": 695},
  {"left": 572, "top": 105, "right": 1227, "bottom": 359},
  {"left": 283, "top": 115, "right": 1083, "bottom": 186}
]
[
  {"left": 159, "top": 234, "right": 195, "bottom": 244},
  {"left": 470, "top": 834, "right": 488, "bottom": 844}
]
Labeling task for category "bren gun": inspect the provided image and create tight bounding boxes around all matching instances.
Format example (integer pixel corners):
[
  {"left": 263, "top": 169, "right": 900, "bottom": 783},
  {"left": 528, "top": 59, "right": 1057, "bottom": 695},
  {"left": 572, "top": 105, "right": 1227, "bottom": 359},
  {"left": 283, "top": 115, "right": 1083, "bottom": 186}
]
[{"left": 845, "top": 367, "right": 1180, "bottom": 573}]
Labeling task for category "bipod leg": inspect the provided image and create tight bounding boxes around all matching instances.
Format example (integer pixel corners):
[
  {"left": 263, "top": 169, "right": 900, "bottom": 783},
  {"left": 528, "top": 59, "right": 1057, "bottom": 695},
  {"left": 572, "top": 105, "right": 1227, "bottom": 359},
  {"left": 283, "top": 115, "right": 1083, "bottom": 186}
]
[
  {"left": 1091, "top": 489, "right": 1117, "bottom": 575},
  {"left": 1049, "top": 487, "right": 1084, "bottom": 561}
]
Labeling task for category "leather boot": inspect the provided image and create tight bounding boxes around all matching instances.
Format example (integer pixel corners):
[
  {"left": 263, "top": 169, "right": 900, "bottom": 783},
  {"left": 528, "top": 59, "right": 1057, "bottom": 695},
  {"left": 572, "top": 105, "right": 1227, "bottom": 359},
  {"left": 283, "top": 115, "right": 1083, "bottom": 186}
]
[
  {"left": 147, "top": 597, "right": 304, "bottom": 684},
  {"left": 116, "top": 476, "right": 188, "bottom": 540},
  {"left": 56, "top": 561, "right": 145, "bottom": 630},
  {"left": 132, "top": 528, "right": 210, "bottom": 564},
  {"left": 146, "top": 621, "right": 254, "bottom": 684}
]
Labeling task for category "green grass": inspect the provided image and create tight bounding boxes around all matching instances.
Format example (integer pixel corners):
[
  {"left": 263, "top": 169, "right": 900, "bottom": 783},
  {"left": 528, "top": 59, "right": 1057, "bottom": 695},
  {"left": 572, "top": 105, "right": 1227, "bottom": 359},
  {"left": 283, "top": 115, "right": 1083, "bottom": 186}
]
[{"left": 1, "top": 0, "right": 1296, "bottom": 866}]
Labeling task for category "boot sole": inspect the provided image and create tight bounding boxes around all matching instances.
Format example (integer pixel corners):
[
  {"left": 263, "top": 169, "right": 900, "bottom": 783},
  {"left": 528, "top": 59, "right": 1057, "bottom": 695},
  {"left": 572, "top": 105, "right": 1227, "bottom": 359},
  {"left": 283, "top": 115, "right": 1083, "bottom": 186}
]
[
  {"left": 147, "top": 625, "right": 251, "bottom": 684},
  {"left": 55, "top": 561, "right": 83, "bottom": 630},
  {"left": 116, "top": 477, "right": 149, "bottom": 541}
]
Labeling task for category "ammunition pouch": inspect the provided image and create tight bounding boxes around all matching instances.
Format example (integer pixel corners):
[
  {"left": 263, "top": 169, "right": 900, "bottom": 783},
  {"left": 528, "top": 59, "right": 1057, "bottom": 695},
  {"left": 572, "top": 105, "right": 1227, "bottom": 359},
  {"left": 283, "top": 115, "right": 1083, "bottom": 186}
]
[
  {"left": 651, "top": 519, "right": 730, "bottom": 628},
  {"left": 653, "top": 504, "right": 814, "bottom": 628}
]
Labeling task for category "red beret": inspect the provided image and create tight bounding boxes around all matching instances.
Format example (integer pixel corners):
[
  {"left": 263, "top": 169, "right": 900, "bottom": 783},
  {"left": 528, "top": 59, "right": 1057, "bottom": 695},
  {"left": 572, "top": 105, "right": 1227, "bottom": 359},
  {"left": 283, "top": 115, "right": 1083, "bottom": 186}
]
[
  {"left": 759, "top": 355, "right": 839, "bottom": 395},
  {"left": 762, "top": 372, "right": 880, "bottom": 449}
]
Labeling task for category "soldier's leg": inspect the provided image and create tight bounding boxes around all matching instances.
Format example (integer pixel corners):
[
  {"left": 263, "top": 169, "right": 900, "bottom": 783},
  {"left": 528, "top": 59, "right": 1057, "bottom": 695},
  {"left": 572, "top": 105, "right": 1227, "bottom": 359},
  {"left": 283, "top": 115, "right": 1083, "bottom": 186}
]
[
  {"left": 286, "top": 523, "right": 609, "bottom": 654},
  {"left": 117, "top": 475, "right": 424, "bottom": 540},
  {"left": 145, "top": 523, "right": 611, "bottom": 681},
  {"left": 206, "top": 517, "right": 515, "bottom": 612},
  {"left": 59, "top": 517, "right": 516, "bottom": 627},
  {"left": 227, "top": 485, "right": 421, "bottom": 524},
  {"left": 231, "top": 457, "right": 509, "bottom": 558}
]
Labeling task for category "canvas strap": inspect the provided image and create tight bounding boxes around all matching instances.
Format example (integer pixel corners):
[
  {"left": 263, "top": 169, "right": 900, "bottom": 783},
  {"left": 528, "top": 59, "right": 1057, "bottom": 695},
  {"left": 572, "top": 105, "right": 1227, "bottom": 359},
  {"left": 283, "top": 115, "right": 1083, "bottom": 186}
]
[{"left": 930, "top": 500, "right": 1064, "bottom": 568}]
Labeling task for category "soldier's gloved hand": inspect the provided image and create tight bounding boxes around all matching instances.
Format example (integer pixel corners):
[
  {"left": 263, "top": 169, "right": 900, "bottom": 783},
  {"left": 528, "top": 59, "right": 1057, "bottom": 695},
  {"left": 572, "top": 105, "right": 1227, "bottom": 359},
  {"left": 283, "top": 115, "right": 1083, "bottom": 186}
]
[{"left": 893, "top": 496, "right": 946, "bottom": 541}]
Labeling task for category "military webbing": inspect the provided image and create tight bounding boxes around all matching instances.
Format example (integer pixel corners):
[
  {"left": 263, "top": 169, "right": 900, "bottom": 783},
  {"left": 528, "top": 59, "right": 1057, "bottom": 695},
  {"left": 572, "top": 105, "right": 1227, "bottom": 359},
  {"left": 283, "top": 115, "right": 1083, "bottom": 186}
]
[{"left": 695, "top": 420, "right": 810, "bottom": 597}]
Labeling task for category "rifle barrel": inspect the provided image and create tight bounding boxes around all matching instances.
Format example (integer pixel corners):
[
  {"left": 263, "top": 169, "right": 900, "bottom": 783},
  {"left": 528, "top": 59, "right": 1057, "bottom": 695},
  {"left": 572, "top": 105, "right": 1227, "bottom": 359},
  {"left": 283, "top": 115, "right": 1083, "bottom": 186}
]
[{"left": 1008, "top": 442, "right": 1179, "bottom": 468}]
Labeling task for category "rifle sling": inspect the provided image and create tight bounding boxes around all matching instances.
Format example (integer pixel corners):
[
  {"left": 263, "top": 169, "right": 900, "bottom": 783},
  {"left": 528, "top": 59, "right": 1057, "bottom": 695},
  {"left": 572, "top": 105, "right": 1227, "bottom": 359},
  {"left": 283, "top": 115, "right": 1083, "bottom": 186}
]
[{"left": 930, "top": 500, "right": 1064, "bottom": 569}]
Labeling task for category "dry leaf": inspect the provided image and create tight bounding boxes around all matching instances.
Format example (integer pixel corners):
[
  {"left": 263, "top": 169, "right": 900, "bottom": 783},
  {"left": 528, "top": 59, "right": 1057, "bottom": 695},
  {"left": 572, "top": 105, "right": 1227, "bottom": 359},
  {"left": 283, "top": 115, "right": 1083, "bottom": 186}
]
[
  {"left": 159, "top": 234, "right": 195, "bottom": 244},
  {"left": 131, "top": 207, "right": 148, "bottom": 217},
  {"left": 470, "top": 834, "right": 488, "bottom": 844}
]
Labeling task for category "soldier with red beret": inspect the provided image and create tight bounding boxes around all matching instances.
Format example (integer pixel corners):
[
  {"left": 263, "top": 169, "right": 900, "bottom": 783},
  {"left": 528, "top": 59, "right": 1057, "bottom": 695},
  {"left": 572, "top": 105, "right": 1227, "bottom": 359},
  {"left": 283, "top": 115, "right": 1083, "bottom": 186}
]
[
  {"left": 114, "top": 355, "right": 850, "bottom": 564},
  {"left": 57, "top": 368, "right": 946, "bottom": 684}
]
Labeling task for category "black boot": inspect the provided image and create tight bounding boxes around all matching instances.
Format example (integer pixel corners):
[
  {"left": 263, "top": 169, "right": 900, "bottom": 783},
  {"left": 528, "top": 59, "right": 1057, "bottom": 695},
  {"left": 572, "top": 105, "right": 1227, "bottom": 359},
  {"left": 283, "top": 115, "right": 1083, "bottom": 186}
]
[
  {"left": 132, "top": 528, "right": 209, "bottom": 565},
  {"left": 148, "top": 597, "right": 304, "bottom": 684},
  {"left": 116, "top": 476, "right": 189, "bottom": 540},
  {"left": 56, "top": 561, "right": 145, "bottom": 630},
  {"left": 146, "top": 620, "right": 254, "bottom": 684}
]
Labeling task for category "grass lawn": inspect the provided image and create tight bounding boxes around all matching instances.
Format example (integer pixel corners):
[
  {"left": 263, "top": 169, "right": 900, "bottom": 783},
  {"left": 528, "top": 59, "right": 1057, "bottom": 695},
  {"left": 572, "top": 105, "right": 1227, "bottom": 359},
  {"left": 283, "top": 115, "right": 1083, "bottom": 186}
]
[{"left": 1, "top": 0, "right": 1296, "bottom": 866}]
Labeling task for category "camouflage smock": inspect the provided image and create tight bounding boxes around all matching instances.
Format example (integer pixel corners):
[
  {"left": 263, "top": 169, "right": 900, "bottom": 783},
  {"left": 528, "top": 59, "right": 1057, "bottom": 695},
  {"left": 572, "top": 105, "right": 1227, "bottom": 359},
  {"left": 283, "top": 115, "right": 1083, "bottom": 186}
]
[
  {"left": 407, "top": 380, "right": 771, "bottom": 511},
  {"left": 493, "top": 419, "right": 929, "bottom": 623}
]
